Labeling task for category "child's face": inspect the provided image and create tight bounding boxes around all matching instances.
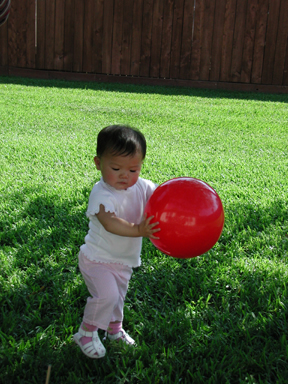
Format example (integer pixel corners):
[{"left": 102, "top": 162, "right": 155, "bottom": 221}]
[{"left": 94, "top": 151, "right": 143, "bottom": 190}]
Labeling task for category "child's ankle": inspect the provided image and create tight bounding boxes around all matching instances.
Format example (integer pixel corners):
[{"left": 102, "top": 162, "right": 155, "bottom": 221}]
[
  {"left": 81, "top": 322, "right": 98, "bottom": 333},
  {"left": 107, "top": 321, "right": 122, "bottom": 335},
  {"left": 80, "top": 322, "right": 98, "bottom": 347}
]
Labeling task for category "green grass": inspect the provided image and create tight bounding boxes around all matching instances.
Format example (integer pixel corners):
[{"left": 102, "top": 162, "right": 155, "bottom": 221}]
[{"left": 0, "top": 76, "right": 287, "bottom": 384}]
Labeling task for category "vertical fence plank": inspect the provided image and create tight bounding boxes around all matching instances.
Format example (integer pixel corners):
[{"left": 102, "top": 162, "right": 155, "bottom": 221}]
[
  {"left": 220, "top": 0, "right": 237, "bottom": 81},
  {"left": 130, "top": 0, "right": 143, "bottom": 76},
  {"left": 261, "top": 0, "right": 280, "bottom": 84},
  {"left": 170, "top": 0, "right": 185, "bottom": 79},
  {"left": 159, "top": 0, "right": 173, "bottom": 78},
  {"left": 150, "top": 0, "right": 164, "bottom": 78},
  {"left": 0, "top": 15, "right": 8, "bottom": 67},
  {"left": 283, "top": 42, "right": 288, "bottom": 85},
  {"left": 54, "top": 0, "right": 65, "bottom": 71},
  {"left": 45, "top": 0, "right": 55, "bottom": 69},
  {"left": 17, "top": 0, "right": 27, "bottom": 68},
  {"left": 121, "top": 0, "right": 134, "bottom": 75},
  {"left": 251, "top": 0, "right": 269, "bottom": 84},
  {"left": 272, "top": 0, "right": 288, "bottom": 85},
  {"left": 36, "top": 0, "right": 46, "bottom": 69},
  {"left": 94, "top": 0, "right": 104, "bottom": 74},
  {"left": 191, "top": 0, "right": 205, "bottom": 80},
  {"left": 179, "top": 0, "right": 193, "bottom": 80},
  {"left": 7, "top": 0, "right": 17, "bottom": 67},
  {"left": 230, "top": 0, "right": 248, "bottom": 82},
  {"left": 210, "top": 0, "right": 226, "bottom": 81},
  {"left": 240, "top": 0, "right": 258, "bottom": 83},
  {"left": 15, "top": 0, "right": 35, "bottom": 69},
  {"left": 199, "top": 0, "right": 216, "bottom": 80},
  {"left": 83, "top": 0, "right": 94, "bottom": 73},
  {"left": 73, "top": 1, "right": 84, "bottom": 72},
  {"left": 26, "top": 0, "right": 35, "bottom": 68},
  {"left": 140, "top": 0, "right": 153, "bottom": 77},
  {"left": 63, "top": 0, "right": 75, "bottom": 72},
  {"left": 111, "top": 0, "right": 123, "bottom": 75},
  {"left": 102, "top": 0, "right": 114, "bottom": 74}
]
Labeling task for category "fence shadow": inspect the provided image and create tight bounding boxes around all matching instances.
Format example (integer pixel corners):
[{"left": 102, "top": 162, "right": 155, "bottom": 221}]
[{"left": 1, "top": 75, "right": 288, "bottom": 103}]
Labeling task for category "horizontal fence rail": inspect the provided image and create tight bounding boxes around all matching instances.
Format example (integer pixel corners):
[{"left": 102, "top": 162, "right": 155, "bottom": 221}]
[{"left": 0, "top": 0, "right": 288, "bottom": 87}]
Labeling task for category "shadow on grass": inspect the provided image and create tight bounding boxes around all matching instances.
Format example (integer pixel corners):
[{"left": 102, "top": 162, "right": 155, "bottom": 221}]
[
  {"left": 1, "top": 75, "right": 288, "bottom": 104},
  {"left": 1, "top": 191, "right": 288, "bottom": 383}
]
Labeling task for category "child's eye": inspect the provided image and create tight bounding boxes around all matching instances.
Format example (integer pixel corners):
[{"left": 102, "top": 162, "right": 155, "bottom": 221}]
[
  {"left": 112, "top": 168, "right": 119, "bottom": 171},
  {"left": 130, "top": 170, "right": 136, "bottom": 173}
]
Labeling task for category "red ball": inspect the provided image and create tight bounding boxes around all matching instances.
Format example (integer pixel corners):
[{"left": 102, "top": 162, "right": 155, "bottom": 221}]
[{"left": 145, "top": 177, "right": 225, "bottom": 258}]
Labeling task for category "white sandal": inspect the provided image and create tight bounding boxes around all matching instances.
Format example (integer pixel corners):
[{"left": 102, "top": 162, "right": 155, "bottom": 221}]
[
  {"left": 73, "top": 327, "right": 106, "bottom": 359},
  {"left": 105, "top": 329, "right": 135, "bottom": 345}
]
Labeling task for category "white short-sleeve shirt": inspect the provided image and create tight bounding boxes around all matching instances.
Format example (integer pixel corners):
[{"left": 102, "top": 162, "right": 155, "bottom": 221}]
[{"left": 80, "top": 177, "right": 157, "bottom": 267}]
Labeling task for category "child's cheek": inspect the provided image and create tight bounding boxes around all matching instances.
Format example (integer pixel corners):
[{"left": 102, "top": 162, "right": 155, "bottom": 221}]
[
  {"left": 104, "top": 172, "right": 116, "bottom": 186},
  {"left": 132, "top": 174, "right": 139, "bottom": 184}
]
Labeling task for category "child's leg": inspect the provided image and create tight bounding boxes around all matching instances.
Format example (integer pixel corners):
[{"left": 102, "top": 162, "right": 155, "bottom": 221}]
[
  {"left": 75, "top": 253, "right": 123, "bottom": 357},
  {"left": 76, "top": 252, "right": 135, "bottom": 354},
  {"left": 106, "top": 264, "right": 135, "bottom": 345},
  {"left": 106, "top": 281, "right": 127, "bottom": 336},
  {"left": 78, "top": 252, "right": 122, "bottom": 329}
]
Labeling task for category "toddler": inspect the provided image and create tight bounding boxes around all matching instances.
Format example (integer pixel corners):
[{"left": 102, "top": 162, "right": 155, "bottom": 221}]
[{"left": 73, "top": 125, "right": 160, "bottom": 358}]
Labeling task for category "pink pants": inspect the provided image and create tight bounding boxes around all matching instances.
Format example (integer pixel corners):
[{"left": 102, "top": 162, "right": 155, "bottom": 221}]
[{"left": 78, "top": 251, "right": 133, "bottom": 330}]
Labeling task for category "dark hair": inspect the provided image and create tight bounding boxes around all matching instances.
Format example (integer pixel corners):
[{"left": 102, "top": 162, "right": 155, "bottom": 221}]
[{"left": 97, "top": 125, "right": 146, "bottom": 159}]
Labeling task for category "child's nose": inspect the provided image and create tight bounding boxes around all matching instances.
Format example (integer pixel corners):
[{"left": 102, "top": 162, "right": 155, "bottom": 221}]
[{"left": 120, "top": 170, "right": 129, "bottom": 178}]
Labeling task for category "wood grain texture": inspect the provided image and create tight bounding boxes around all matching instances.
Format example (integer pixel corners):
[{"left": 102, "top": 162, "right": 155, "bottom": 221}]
[
  {"left": 251, "top": 0, "right": 269, "bottom": 84},
  {"left": 262, "top": 0, "right": 281, "bottom": 84},
  {"left": 199, "top": 0, "right": 216, "bottom": 80},
  {"left": 170, "top": 0, "right": 185, "bottom": 79},
  {"left": 220, "top": 0, "right": 237, "bottom": 82},
  {"left": 150, "top": 0, "right": 164, "bottom": 78},
  {"left": 230, "top": 0, "right": 248, "bottom": 82},
  {"left": 210, "top": 0, "right": 226, "bottom": 81},
  {"left": 272, "top": 0, "right": 288, "bottom": 85},
  {"left": 54, "top": 0, "right": 65, "bottom": 71},
  {"left": 160, "top": 0, "right": 174, "bottom": 78},
  {"left": 1, "top": 0, "right": 287, "bottom": 88},
  {"left": 179, "top": 0, "right": 193, "bottom": 80},
  {"left": 131, "top": 0, "right": 143, "bottom": 76},
  {"left": 140, "top": 0, "right": 153, "bottom": 77}
]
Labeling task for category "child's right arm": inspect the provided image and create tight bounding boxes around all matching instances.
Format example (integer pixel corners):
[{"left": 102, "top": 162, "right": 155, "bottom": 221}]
[{"left": 96, "top": 204, "right": 160, "bottom": 239}]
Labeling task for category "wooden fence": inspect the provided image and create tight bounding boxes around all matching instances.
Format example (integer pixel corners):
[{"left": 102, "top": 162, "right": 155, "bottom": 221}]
[{"left": 1, "top": 0, "right": 288, "bottom": 89}]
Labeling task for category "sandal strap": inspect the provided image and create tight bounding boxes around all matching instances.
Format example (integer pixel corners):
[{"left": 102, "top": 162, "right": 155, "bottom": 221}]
[
  {"left": 107, "top": 330, "right": 123, "bottom": 341},
  {"left": 73, "top": 330, "right": 106, "bottom": 358},
  {"left": 106, "top": 330, "right": 135, "bottom": 345},
  {"left": 78, "top": 327, "right": 98, "bottom": 338},
  {"left": 78, "top": 327, "right": 93, "bottom": 337}
]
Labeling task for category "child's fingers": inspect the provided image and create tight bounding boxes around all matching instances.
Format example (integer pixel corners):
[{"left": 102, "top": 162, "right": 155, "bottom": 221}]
[
  {"left": 140, "top": 216, "right": 160, "bottom": 238},
  {"left": 145, "top": 215, "right": 154, "bottom": 224},
  {"left": 149, "top": 221, "right": 159, "bottom": 228},
  {"left": 149, "top": 227, "right": 160, "bottom": 239}
]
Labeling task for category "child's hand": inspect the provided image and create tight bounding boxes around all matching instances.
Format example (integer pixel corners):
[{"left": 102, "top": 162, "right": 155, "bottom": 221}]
[{"left": 138, "top": 214, "right": 160, "bottom": 239}]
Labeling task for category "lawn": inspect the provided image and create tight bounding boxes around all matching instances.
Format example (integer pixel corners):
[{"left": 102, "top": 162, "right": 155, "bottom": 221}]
[{"left": 0, "top": 76, "right": 287, "bottom": 384}]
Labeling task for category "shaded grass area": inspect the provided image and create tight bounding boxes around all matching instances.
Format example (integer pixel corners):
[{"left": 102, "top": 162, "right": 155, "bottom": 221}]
[{"left": 0, "top": 77, "right": 288, "bottom": 383}]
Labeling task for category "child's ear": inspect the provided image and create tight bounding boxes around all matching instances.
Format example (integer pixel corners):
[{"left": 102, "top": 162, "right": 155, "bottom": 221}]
[{"left": 94, "top": 156, "right": 101, "bottom": 170}]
